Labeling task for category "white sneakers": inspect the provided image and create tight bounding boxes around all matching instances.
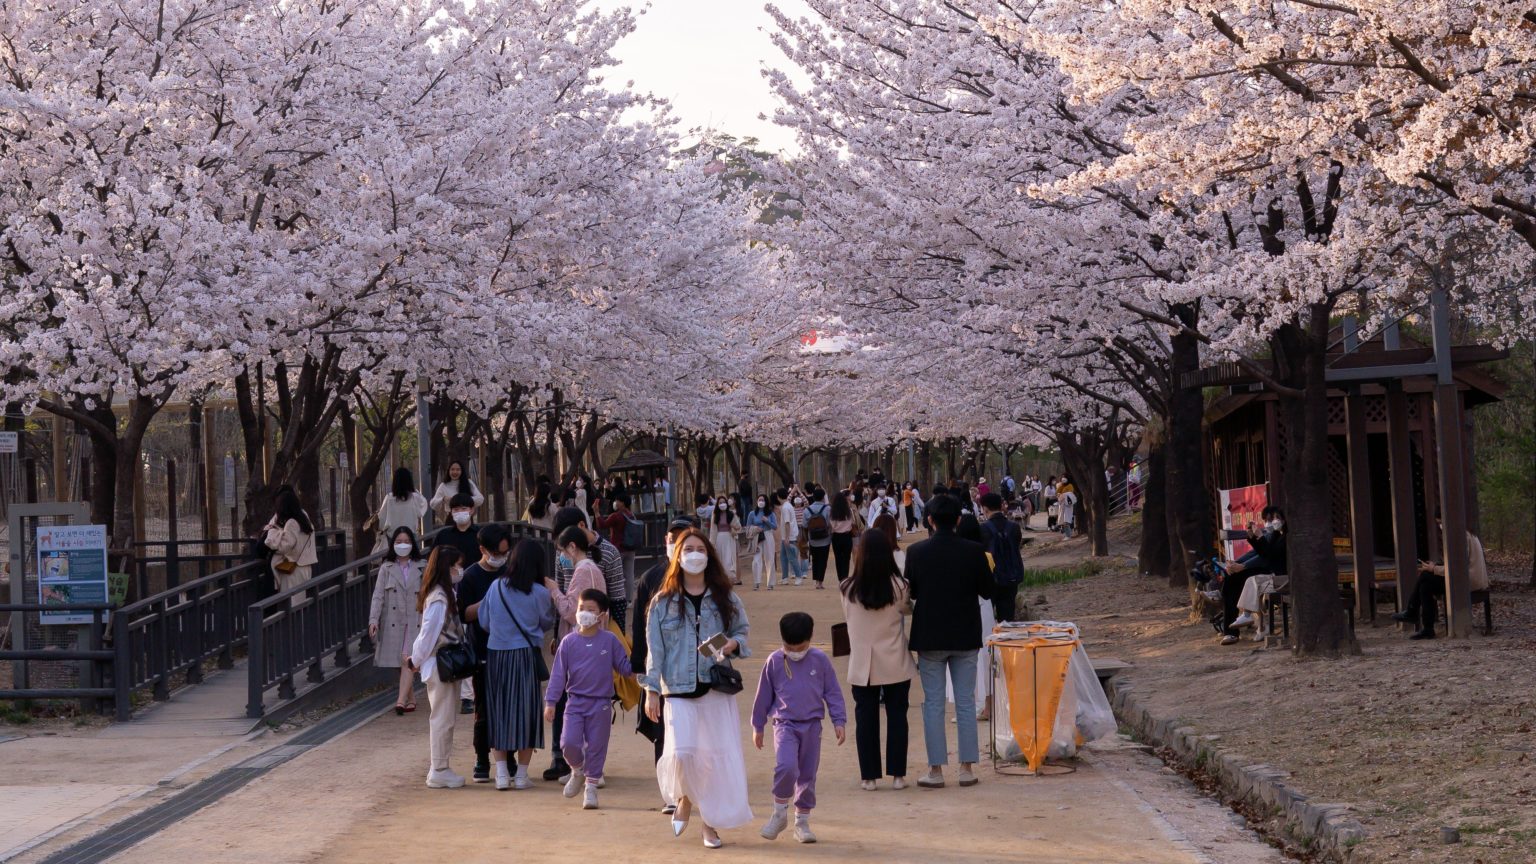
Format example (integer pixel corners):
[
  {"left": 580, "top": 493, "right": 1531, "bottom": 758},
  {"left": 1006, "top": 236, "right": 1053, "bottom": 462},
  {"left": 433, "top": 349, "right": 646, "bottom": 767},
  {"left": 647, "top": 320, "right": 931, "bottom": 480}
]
[
  {"left": 582, "top": 784, "right": 599, "bottom": 810},
  {"left": 793, "top": 815, "right": 817, "bottom": 844},
  {"left": 916, "top": 769, "right": 945, "bottom": 788},
  {"left": 957, "top": 767, "right": 979, "bottom": 787},
  {"left": 860, "top": 779, "right": 877, "bottom": 791},
  {"left": 761, "top": 808, "right": 790, "bottom": 840},
  {"left": 891, "top": 776, "right": 907, "bottom": 790},
  {"left": 513, "top": 774, "right": 533, "bottom": 791},
  {"left": 494, "top": 763, "right": 511, "bottom": 791},
  {"left": 425, "top": 769, "right": 465, "bottom": 789},
  {"left": 563, "top": 769, "right": 585, "bottom": 798},
  {"left": 1231, "top": 613, "right": 1255, "bottom": 628}
]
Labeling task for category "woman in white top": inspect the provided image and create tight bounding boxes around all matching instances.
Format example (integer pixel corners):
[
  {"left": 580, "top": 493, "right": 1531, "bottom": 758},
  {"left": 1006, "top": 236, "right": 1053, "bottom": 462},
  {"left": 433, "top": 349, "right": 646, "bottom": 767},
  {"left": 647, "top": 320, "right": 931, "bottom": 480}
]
[
  {"left": 408, "top": 546, "right": 467, "bottom": 788},
  {"left": 429, "top": 460, "right": 484, "bottom": 521},
  {"left": 378, "top": 468, "right": 429, "bottom": 537},
  {"left": 866, "top": 488, "right": 902, "bottom": 540},
  {"left": 523, "top": 480, "right": 555, "bottom": 531},
  {"left": 708, "top": 496, "right": 742, "bottom": 585},
  {"left": 371, "top": 526, "right": 425, "bottom": 714}
]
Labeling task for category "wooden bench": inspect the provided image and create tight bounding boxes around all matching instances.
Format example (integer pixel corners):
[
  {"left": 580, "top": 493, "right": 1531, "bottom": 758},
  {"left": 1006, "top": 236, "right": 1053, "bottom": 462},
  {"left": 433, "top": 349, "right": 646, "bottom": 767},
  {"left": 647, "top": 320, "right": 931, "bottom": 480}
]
[{"left": 1265, "top": 583, "right": 1356, "bottom": 645}]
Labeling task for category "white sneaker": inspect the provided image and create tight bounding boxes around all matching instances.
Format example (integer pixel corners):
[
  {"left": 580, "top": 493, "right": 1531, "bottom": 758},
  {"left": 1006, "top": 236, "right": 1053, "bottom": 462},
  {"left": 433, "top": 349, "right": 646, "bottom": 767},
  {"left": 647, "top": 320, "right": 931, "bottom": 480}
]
[
  {"left": 1219, "top": 634, "right": 1239, "bottom": 645},
  {"left": 761, "top": 808, "right": 790, "bottom": 840},
  {"left": 916, "top": 769, "right": 945, "bottom": 788},
  {"left": 1231, "top": 613, "right": 1255, "bottom": 628},
  {"left": 892, "top": 776, "right": 907, "bottom": 790},
  {"left": 426, "top": 769, "right": 465, "bottom": 789},
  {"left": 582, "top": 784, "right": 599, "bottom": 810},
  {"left": 513, "top": 774, "right": 533, "bottom": 791},
  {"left": 495, "top": 764, "right": 511, "bottom": 791},
  {"left": 597, "top": 776, "right": 606, "bottom": 789},
  {"left": 793, "top": 817, "right": 817, "bottom": 844},
  {"left": 563, "top": 769, "right": 585, "bottom": 798}
]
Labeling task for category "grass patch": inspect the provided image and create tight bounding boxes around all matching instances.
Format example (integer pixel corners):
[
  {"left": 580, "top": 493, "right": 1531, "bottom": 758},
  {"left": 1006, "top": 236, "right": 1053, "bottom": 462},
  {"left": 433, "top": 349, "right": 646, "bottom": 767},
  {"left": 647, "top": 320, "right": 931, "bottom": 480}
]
[
  {"left": 0, "top": 703, "right": 34, "bottom": 725},
  {"left": 1019, "top": 560, "right": 1104, "bottom": 588}
]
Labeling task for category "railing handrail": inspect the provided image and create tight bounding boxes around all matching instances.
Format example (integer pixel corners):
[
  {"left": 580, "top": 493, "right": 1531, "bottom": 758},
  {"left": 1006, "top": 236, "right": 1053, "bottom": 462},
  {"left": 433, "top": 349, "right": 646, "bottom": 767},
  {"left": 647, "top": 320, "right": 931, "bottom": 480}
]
[
  {"left": 0, "top": 602, "right": 113, "bottom": 613},
  {"left": 117, "top": 558, "right": 265, "bottom": 617}
]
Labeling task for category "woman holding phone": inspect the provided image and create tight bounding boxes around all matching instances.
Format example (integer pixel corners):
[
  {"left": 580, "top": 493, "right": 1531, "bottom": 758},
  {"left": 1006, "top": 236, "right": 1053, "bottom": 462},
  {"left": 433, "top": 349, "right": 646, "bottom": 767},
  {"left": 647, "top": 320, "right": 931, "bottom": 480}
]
[{"left": 641, "top": 529, "right": 752, "bottom": 848}]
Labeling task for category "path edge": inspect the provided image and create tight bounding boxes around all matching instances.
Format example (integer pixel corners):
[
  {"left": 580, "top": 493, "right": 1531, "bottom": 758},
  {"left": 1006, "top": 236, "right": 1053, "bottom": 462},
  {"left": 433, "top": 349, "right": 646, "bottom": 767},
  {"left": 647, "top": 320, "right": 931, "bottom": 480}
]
[{"left": 1105, "top": 675, "right": 1368, "bottom": 863}]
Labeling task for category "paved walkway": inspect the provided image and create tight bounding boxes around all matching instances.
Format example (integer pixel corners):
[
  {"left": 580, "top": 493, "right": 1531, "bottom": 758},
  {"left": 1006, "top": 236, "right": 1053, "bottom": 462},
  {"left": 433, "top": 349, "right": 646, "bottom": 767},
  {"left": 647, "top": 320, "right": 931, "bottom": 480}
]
[{"left": 31, "top": 554, "right": 1286, "bottom": 864}]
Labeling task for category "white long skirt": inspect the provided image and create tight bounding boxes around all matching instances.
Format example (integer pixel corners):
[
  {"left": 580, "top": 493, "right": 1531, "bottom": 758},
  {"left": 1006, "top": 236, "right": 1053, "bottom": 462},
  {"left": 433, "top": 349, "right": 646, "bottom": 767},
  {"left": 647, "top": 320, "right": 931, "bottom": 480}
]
[
  {"left": 948, "top": 597, "right": 995, "bottom": 706},
  {"left": 657, "top": 690, "right": 754, "bottom": 830},
  {"left": 712, "top": 530, "right": 739, "bottom": 582}
]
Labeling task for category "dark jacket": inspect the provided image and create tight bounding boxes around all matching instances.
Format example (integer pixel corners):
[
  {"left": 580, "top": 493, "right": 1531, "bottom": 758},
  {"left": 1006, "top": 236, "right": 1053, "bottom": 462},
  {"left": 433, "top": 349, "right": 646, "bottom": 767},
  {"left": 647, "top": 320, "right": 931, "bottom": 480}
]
[
  {"left": 434, "top": 524, "right": 481, "bottom": 569},
  {"left": 1249, "top": 528, "right": 1288, "bottom": 575},
  {"left": 981, "top": 514, "right": 1024, "bottom": 585},
  {"left": 904, "top": 529, "right": 995, "bottom": 652},
  {"left": 630, "top": 562, "right": 667, "bottom": 675}
]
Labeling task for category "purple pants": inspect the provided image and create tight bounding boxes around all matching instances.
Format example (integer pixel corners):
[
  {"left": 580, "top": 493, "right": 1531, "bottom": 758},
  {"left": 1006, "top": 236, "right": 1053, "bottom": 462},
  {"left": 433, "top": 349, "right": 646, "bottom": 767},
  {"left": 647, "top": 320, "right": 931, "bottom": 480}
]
[
  {"left": 772, "top": 719, "right": 822, "bottom": 812},
  {"left": 561, "top": 696, "right": 613, "bottom": 781}
]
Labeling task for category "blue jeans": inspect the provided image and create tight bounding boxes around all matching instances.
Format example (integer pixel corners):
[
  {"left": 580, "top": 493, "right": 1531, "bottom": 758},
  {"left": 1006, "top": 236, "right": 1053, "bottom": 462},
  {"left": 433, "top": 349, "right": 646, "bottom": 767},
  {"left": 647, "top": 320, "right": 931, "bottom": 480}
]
[
  {"left": 917, "top": 650, "right": 979, "bottom": 766},
  {"left": 780, "top": 540, "right": 805, "bottom": 580}
]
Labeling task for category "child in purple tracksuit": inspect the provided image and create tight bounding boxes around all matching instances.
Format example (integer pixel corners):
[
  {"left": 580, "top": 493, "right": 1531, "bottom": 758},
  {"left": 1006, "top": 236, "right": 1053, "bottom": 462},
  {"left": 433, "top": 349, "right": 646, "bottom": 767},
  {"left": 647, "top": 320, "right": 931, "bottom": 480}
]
[
  {"left": 544, "top": 589, "right": 632, "bottom": 810},
  {"left": 752, "top": 612, "right": 847, "bottom": 844}
]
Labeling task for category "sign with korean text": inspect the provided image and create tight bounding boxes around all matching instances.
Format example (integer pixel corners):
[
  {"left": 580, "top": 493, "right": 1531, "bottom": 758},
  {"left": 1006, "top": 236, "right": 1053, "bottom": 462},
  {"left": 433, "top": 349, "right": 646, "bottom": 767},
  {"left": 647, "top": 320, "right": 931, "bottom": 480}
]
[{"left": 36, "top": 524, "right": 109, "bottom": 624}]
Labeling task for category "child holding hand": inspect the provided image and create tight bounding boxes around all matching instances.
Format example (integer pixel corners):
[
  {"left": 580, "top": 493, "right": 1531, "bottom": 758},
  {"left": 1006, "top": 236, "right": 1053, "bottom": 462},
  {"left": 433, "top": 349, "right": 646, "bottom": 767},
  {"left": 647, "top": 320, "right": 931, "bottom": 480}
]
[
  {"left": 544, "top": 589, "right": 633, "bottom": 810},
  {"left": 752, "top": 612, "right": 847, "bottom": 844}
]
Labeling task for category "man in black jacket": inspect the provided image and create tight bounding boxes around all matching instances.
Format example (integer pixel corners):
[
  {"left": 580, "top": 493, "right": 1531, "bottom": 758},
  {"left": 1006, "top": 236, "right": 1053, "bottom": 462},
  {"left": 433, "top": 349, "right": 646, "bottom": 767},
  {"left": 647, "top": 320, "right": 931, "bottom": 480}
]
[
  {"left": 455, "top": 523, "right": 511, "bottom": 784},
  {"left": 979, "top": 493, "right": 1024, "bottom": 623},
  {"left": 905, "top": 494, "right": 995, "bottom": 790}
]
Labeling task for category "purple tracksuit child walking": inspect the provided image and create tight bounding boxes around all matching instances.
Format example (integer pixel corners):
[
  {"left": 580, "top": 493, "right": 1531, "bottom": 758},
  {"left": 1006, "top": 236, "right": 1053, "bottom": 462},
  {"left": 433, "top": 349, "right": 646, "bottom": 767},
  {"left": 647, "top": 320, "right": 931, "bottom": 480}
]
[
  {"left": 546, "top": 627, "right": 631, "bottom": 788},
  {"left": 751, "top": 646, "right": 847, "bottom": 836}
]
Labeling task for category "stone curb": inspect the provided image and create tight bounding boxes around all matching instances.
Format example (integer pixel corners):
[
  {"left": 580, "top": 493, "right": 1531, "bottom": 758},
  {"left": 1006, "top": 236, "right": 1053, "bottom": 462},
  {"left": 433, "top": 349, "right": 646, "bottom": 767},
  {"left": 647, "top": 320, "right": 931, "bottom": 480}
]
[{"left": 1105, "top": 676, "right": 1367, "bottom": 862}]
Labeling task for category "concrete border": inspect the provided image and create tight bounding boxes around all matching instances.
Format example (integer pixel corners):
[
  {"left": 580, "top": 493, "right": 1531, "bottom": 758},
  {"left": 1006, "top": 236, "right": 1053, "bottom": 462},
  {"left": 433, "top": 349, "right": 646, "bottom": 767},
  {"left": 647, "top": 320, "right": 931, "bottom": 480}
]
[
  {"left": 260, "top": 658, "right": 392, "bottom": 728},
  {"left": 1106, "top": 676, "right": 1367, "bottom": 862}
]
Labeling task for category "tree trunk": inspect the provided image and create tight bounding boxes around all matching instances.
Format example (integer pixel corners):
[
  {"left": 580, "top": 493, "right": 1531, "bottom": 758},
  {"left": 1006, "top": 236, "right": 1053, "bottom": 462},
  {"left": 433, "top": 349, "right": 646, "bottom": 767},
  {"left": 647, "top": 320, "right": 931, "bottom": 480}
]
[
  {"left": 83, "top": 403, "right": 118, "bottom": 529},
  {"left": 917, "top": 441, "right": 932, "bottom": 491},
  {"left": 1275, "top": 310, "right": 1355, "bottom": 657},
  {"left": 1165, "top": 303, "right": 1211, "bottom": 595},
  {"left": 1138, "top": 446, "right": 1171, "bottom": 579}
]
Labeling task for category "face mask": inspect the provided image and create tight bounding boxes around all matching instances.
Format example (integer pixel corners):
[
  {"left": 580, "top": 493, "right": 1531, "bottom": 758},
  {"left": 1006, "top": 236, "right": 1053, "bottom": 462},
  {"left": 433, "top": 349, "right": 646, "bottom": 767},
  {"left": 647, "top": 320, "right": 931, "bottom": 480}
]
[
  {"left": 1269, "top": 520, "right": 1284, "bottom": 532},
  {"left": 794, "top": 498, "right": 805, "bottom": 506},
  {"left": 393, "top": 542, "right": 413, "bottom": 558},
  {"left": 450, "top": 567, "right": 464, "bottom": 585},
  {"left": 576, "top": 481, "right": 584, "bottom": 489},
  {"left": 757, "top": 499, "right": 767, "bottom": 508},
  {"left": 452, "top": 511, "right": 471, "bottom": 527},
  {"left": 681, "top": 551, "right": 709, "bottom": 575},
  {"left": 576, "top": 610, "right": 600, "bottom": 629},
  {"left": 484, "top": 554, "right": 507, "bottom": 569},
  {"left": 717, "top": 501, "right": 728, "bottom": 509},
  {"left": 557, "top": 553, "right": 573, "bottom": 570},
  {"left": 785, "top": 648, "right": 809, "bottom": 662}
]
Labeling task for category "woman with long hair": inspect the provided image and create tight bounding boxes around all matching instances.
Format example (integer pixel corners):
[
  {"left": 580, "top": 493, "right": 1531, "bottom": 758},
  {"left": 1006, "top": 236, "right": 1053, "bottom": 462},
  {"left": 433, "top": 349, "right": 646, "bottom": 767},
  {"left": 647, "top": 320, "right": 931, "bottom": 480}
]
[
  {"left": 840, "top": 528, "right": 916, "bottom": 790},
  {"left": 547, "top": 525, "right": 606, "bottom": 641},
  {"left": 263, "top": 486, "right": 317, "bottom": 594},
  {"left": 371, "top": 526, "right": 424, "bottom": 714},
  {"left": 378, "top": 467, "right": 429, "bottom": 538},
  {"left": 524, "top": 480, "right": 554, "bottom": 531},
  {"left": 466, "top": 538, "right": 557, "bottom": 790},
  {"left": 429, "top": 460, "right": 484, "bottom": 521},
  {"left": 828, "top": 491, "right": 856, "bottom": 583},
  {"left": 746, "top": 494, "right": 779, "bottom": 591},
  {"left": 408, "top": 546, "right": 466, "bottom": 788},
  {"left": 642, "top": 529, "right": 752, "bottom": 848},
  {"left": 709, "top": 495, "right": 742, "bottom": 585}
]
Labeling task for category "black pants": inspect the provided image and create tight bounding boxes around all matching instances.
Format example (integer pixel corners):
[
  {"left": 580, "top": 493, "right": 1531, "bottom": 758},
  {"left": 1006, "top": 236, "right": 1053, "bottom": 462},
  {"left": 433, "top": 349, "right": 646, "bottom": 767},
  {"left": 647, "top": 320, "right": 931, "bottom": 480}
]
[
  {"left": 1220, "top": 571, "right": 1251, "bottom": 636},
  {"left": 904, "top": 504, "right": 918, "bottom": 532},
  {"left": 548, "top": 691, "right": 568, "bottom": 767},
  {"left": 852, "top": 681, "right": 909, "bottom": 781},
  {"left": 993, "top": 581, "right": 1019, "bottom": 623},
  {"left": 809, "top": 544, "right": 830, "bottom": 584},
  {"left": 472, "top": 664, "right": 490, "bottom": 769},
  {"left": 610, "top": 600, "right": 628, "bottom": 636},
  {"left": 831, "top": 533, "right": 854, "bottom": 583},
  {"left": 1404, "top": 569, "right": 1443, "bottom": 632}
]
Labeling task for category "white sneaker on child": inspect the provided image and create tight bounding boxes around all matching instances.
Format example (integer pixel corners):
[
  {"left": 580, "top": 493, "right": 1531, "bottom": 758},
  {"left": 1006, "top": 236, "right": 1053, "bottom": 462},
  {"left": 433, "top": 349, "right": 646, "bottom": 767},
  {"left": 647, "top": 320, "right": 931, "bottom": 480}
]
[
  {"left": 494, "top": 763, "right": 511, "bottom": 791},
  {"left": 761, "top": 808, "right": 789, "bottom": 840},
  {"left": 583, "top": 784, "right": 599, "bottom": 810},
  {"left": 794, "top": 815, "right": 817, "bottom": 843},
  {"left": 563, "top": 769, "right": 585, "bottom": 798}
]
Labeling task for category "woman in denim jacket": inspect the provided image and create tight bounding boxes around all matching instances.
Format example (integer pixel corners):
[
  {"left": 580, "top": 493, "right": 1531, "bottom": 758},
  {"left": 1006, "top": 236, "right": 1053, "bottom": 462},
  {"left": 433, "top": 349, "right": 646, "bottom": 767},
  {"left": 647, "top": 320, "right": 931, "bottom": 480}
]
[{"left": 642, "top": 529, "right": 752, "bottom": 849}]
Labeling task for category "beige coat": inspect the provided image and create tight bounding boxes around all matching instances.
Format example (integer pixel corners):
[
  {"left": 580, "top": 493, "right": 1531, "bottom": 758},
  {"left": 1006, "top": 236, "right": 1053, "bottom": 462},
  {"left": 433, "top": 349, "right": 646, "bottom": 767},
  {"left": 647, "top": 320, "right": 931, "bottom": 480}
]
[
  {"left": 264, "top": 516, "right": 318, "bottom": 594},
  {"left": 369, "top": 559, "right": 423, "bottom": 668},
  {"left": 839, "top": 578, "right": 918, "bottom": 687}
]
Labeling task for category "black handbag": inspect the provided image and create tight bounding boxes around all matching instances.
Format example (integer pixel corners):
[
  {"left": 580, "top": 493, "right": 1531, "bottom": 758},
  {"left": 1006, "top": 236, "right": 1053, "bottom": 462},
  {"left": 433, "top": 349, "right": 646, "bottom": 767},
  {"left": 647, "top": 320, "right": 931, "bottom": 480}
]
[
  {"left": 434, "top": 612, "right": 477, "bottom": 683},
  {"left": 500, "top": 583, "right": 550, "bottom": 681},
  {"left": 694, "top": 604, "right": 743, "bottom": 694}
]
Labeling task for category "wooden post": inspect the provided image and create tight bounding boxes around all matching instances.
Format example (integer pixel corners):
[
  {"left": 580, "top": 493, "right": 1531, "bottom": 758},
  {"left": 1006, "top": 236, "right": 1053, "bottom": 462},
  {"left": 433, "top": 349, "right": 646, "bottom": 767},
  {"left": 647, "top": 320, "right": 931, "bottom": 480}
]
[
  {"left": 1384, "top": 384, "right": 1419, "bottom": 616},
  {"left": 1344, "top": 393, "right": 1376, "bottom": 621},
  {"left": 166, "top": 458, "right": 179, "bottom": 589},
  {"left": 52, "top": 414, "right": 67, "bottom": 501},
  {"left": 202, "top": 403, "right": 218, "bottom": 546},
  {"left": 1429, "top": 288, "right": 1471, "bottom": 637},
  {"left": 132, "top": 456, "right": 146, "bottom": 555}
]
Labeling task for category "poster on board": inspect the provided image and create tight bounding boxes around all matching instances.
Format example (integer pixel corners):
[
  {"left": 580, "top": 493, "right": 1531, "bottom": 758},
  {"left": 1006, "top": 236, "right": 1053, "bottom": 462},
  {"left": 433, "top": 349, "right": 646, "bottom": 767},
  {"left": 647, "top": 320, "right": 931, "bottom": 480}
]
[
  {"left": 36, "top": 524, "right": 109, "bottom": 625},
  {"left": 1219, "top": 484, "right": 1269, "bottom": 560}
]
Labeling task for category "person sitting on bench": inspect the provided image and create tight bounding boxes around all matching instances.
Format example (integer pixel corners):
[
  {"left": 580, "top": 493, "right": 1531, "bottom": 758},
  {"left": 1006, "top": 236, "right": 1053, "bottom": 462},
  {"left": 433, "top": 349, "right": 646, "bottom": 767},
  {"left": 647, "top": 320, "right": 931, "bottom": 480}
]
[
  {"left": 1219, "top": 507, "right": 1286, "bottom": 645},
  {"left": 1393, "top": 515, "right": 1488, "bottom": 640}
]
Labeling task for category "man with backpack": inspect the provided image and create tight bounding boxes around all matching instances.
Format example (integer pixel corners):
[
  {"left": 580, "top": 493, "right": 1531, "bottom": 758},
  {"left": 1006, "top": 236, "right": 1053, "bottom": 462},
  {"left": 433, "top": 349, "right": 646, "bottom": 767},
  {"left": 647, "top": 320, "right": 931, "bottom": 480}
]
[
  {"left": 979, "top": 493, "right": 1024, "bottom": 622},
  {"left": 596, "top": 493, "right": 642, "bottom": 612},
  {"left": 801, "top": 488, "right": 835, "bottom": 588}
]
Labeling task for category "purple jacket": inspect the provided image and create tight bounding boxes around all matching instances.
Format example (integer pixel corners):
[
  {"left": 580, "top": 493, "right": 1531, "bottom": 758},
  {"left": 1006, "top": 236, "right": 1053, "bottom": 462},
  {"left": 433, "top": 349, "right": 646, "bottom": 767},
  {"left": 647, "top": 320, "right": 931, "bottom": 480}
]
[
  {"left": 751, "top": 648, "right": 847, "bottom": 731},
  {"left": 547, "top": 628, "right": 631, "bottom": 703}
]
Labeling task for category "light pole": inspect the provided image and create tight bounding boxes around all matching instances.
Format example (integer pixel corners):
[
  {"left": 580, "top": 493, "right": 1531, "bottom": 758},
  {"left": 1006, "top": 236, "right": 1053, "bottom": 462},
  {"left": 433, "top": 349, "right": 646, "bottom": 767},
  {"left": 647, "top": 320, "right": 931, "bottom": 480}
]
[{"left": 416, "top": 374, "right": 432, "bottom": 531}]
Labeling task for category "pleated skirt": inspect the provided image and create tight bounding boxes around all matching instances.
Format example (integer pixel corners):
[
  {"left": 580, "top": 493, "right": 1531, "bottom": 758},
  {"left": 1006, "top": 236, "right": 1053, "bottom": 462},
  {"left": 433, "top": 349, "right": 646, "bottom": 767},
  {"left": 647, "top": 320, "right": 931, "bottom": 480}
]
[
  {"left": 487, "top": 647, "right": 544, "bottom": 752},
  {"left": 657, "top": 690, "right": 754, "bottom": 830}
]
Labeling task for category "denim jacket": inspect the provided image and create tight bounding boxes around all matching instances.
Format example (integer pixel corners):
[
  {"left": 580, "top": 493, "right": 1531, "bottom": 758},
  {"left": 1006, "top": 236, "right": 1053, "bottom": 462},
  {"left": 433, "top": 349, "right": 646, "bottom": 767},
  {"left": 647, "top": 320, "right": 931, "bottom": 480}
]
[{"left": 641, "top": 590, "right": 751, "bottom": 695}]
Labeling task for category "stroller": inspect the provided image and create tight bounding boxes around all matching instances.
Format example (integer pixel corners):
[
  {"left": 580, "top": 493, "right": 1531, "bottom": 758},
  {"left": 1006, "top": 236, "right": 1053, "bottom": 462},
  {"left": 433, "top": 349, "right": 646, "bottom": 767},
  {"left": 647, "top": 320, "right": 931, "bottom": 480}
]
[{"left": 1190, "top": 557, "right": 1230, "bottom": 633}]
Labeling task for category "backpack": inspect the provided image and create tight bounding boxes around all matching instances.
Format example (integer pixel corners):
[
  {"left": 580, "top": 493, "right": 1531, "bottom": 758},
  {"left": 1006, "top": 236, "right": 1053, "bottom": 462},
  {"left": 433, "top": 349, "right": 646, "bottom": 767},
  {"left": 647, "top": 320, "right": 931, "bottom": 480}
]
[
  {"left": 984, "top": 518, "right": 1024, "bottom": 584},
  {"left": 805, "top": 503, "right": 830, "bottom": 541},
  {"left": 621, "top": 513, "right": 645, "bottom": 550}
]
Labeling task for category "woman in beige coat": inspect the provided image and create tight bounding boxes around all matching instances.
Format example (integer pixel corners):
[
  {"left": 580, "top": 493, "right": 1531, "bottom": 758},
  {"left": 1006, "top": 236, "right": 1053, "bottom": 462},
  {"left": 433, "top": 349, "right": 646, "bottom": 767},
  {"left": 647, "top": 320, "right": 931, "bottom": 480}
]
[
  {"left": 263, "top": 487, "right": 318, "bottom": 595},
  {"left": 839, "top": 528, "right": 917, "bottom": 791},
  {"left": 371, "top": 526, "right": 424, "bottom": 714}
]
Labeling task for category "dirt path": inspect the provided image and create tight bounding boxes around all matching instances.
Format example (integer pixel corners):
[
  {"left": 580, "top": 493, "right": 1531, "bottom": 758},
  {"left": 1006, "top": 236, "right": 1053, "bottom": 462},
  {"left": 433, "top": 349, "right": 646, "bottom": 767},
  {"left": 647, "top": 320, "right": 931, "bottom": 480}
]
[{"left": 97, "top": 550, "right": 1286, "bottom": 864}]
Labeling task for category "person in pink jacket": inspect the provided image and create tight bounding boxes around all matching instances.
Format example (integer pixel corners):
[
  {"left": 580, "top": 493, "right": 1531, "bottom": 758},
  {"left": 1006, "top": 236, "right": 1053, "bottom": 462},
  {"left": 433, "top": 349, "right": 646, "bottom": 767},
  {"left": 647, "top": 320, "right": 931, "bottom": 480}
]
[{"left": 545, "top": 526, "right": 608, "bottom": 644}]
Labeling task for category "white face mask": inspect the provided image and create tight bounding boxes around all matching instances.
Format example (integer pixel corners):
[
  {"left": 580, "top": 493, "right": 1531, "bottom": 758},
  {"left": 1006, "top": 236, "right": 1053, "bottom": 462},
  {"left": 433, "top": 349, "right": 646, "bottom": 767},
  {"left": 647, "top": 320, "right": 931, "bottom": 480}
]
[
  {"left": 680, "top": 551, "right": 709, "bottom": 575},
  {"left": 484, "top": 554, "right": 507, "bottom": 569},
  {"left": 575, "top": 610, "right": 600, "bottom": 629},
  {"left": 393, "top": 542, "right": 413, "bottom": 558},
  {"left": 784, "top": 648, "right": 809, "bottom": 662},
  {"left": 452, "top": 511, "right": 471, "bottom": 527},
  {"left": 794, "top": 498, "right": 805, "bottom": 506},
  {"left": 450, "top": 567, "right": 464, "bottom": 585}
]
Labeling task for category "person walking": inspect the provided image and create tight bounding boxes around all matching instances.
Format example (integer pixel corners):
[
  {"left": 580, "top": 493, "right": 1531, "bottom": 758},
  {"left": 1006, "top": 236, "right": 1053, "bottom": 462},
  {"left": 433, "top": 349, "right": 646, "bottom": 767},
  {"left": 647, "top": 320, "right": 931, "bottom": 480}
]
[
  {"left": 632, "top": 518, "right": 699, "bottom": 779},
  {"left": 371, "top": 526, "right": 424, "bottom": 715},
  {"left": 523, "top": 480, "right": 555, "bottom": 531},
  {"left": 596, "top": 493, "right": 640, "bottom": 610},
  {"left": 455, "top": 524, "right": 512, "bottom": 783},
  {"left": 378, "top": 468, "right": 430, "bottom": 539},
  {"left": 776, "top": 490, "right": 804, "bottom": 586},
  {"left": 547, "top": 526, "right": 607, "bottom": 642},
  {"left": 263, "top": 486, "right": 317, "bottom": 595},
  {"left": 641, "top": 529, "right": 753, "bottom": 849},
  {"left": 466, "top": 538, "right": 557, "bottom": 791},
  {"left": 407, "top": 546, "right": 468, "bottom": 788},
  {"left": 747, "top": 495, "right": 779, "bottom": 591},
  {"left": 839, "top": 528, "right": 916, "bottom": 791},
  {"left": 979, "top": 493, "right": 1024, "bottom": 623},
  {"left": 828, "top": 491, "right": 856, "bottom": 584},
  {"left": 801, "top": 489, "right": 833, "bottom": 589},
  {"left": 904, "top": 494, "right": 994, "bottom": 789},
  {"left": 436, "top": 493, "right": 482, "bottom": 567},
  {"left": 901, "top": 483, "right": 918, "bottom": 533},
  {"left": 709, "top": 496, "right": 743, "bottom": 585},
  {"left": 429, "top": 460, "right": 484, "bottom": 522},
  {"left": 544, "top": 589, "right": 633, "bottom": 809}
]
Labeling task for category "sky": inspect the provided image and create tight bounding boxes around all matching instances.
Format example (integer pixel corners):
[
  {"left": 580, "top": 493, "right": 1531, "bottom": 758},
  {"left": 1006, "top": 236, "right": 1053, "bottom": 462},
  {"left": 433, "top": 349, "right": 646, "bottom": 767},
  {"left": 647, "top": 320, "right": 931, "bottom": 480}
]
[{"left": 590, "top": 0, "right": 813, "bottom": 154}]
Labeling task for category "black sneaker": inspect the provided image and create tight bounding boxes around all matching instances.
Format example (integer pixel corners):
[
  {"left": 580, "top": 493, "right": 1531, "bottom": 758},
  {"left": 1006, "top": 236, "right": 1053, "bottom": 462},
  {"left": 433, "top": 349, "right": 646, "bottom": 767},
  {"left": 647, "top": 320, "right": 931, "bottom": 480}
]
[
  {"left": 460, "top": 698, "right": 474, "bottom": 715},
  {"left": 542, "top": 761, "right": 570, "bottom": 782},
  {"left": 1409, "top": 629, "right": 1436, "bottom": 640},
  {"left": 1390, "top": 611, "right": 1413, "bottom": 623},
  {"left": 473, "top": 763, "right": 491, "bottom": 783}
]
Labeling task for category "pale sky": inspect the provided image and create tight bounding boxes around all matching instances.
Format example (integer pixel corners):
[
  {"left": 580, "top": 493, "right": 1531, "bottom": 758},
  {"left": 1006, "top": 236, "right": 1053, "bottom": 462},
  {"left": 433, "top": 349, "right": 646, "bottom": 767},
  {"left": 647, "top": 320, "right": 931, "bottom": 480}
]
[{"left": 591, "top": 0, "right": 812, "bottom": 154}]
